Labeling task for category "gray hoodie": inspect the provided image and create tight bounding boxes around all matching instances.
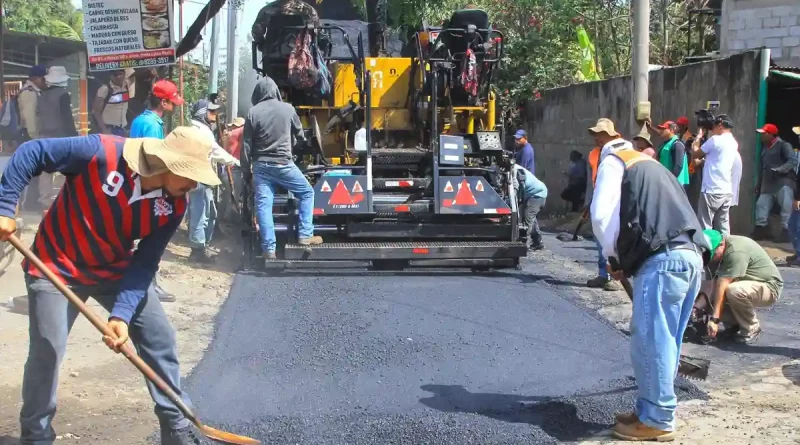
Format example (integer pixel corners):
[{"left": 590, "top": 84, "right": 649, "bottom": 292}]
[{"left": 242, "top": 77, "right": 305, "bottom": 172}]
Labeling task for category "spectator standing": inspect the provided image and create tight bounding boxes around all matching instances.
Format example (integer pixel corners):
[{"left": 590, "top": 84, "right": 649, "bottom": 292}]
[
  {"left": 632, "top": 129, "right": 656, "bottom": 158},
  {"left": 36, "top": 66, "right": 78, "bottom": 208},
  {"left": 223, "top": 117, "right": 246, "bottom": 208},
  {"left": 655, "top": 121, "right": 690, "bottom": 193},
  {"left": 513, "top": 129, "right": 535, "bottom": 173},
  {"left": 93, "top": 69, "right": 132, "bottom": 136},
  {"left": 129, "top": 80, "right": 183, "bottom": 139},
  {"left": 690, "top": 115, "right": 739, "bottom": 234},
  {"left": 752, "top": 124, "right": 796, "bottom": 242},
  {"left": 17, "top": 65, "right": 46, "bottom": 142},
  {"left": 560, "top": 150, "right": 587, "bottom": 212},
  {"left": 786, "top": 126, "right": 800, "bottom": 264}
]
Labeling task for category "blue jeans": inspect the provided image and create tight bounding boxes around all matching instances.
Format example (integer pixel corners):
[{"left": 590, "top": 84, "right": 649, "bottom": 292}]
[
  {"left": 595, "top": 237, "right": 608, "bottom": 279},
  {"left": 630, "top": 247, "right": 703, "bottom": 431},
  {"left": 253, "top": 161, "right": 315, "bottom": 253},
  {"left": 109, "top": 126, "right": 127, "bottom": 137},
  {"left": 20, "top": 276, "right": 193, "bottom": 444},
  {"left": 187, "top": 183, "right": 216, "bottom": 249},
  {"left": 790, "top": 210, "right": 800, "bottom": 257}
]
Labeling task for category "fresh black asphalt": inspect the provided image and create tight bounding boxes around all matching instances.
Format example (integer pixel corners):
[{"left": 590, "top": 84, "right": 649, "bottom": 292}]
[{"left": 184, "top": 234, "right": 708, "bottom": 444}]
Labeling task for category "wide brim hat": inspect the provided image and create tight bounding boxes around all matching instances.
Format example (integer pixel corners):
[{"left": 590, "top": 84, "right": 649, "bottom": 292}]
[
  {"left": 45, "top": 66, "right": 70, "bottom": 84},
  {"left": 229, "top": 117, "right": 245, "bottom": 128},
  {"left": 123, "top": 126, "right": 221, "bottom": 186},
  {"left": 588, "top": 118, "right": 620, "bottom": 137}
]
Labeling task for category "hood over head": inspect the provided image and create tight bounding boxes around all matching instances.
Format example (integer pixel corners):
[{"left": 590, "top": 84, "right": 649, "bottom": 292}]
[{"left": 251, "top": 76, "right": 282, "bottom": 105}]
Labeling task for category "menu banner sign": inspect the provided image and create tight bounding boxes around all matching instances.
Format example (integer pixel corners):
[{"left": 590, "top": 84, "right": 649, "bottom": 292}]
[{"left": 84, "top": 0, "right": 176, "bottom": 72}]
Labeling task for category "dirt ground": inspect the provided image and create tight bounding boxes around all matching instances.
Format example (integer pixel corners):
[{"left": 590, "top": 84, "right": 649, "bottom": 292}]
[{"left": 1, "top": 213, "right": 800, "bottom": 444}]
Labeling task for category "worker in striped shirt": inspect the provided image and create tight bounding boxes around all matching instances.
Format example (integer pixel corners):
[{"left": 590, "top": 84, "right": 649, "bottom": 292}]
[{"left": 0, "top": 127, "right": 219, "bottom": 445}]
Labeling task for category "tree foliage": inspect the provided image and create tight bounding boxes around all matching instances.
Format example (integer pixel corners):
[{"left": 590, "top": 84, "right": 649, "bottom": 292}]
[{"left": 3, "top": 0, "right": 84, "bottom": 40}]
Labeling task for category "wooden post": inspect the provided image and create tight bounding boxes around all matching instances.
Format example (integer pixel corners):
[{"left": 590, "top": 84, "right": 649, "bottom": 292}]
[{"left": 79, "top": 51, "right": 90, "bottom": 135}]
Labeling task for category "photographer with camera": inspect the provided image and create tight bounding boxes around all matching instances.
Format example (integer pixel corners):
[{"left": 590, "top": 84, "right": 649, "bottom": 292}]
[
  {"left": 691, "top": 113, "right": 742, "bottom": 235},
  {"left": 752, "top": 124, "right": 797, "bottom": 243}
]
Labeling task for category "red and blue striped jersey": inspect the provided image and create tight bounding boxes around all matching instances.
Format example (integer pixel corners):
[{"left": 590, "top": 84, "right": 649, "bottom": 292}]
[{"left": 0, "top": 135, "right": 186, "bottom": 322}]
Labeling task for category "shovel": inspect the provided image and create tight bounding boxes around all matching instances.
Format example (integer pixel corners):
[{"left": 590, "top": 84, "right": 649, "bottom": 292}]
[
  {"left": 6, "top": 234, "right": 260, "bottom": 445},
  {"left": 608, "top": 257, "right": 710, "bottom": 381}
]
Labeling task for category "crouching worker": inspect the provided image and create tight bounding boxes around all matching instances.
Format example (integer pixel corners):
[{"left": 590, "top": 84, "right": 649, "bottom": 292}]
[
  {"left": 512, "top": 163, "right": 547, "bottom": 251},
  {"left": 592, "top": 128, "right": 708, "bottom": 441},
  {"left": 242, "top": 76, "right": 321, "bottom": 261},
  {"left": 0, "top": 128, "right": 218, "bottom": 445},
  {"left": 703, "top": 230, "right": 782, "bottom": 344}
]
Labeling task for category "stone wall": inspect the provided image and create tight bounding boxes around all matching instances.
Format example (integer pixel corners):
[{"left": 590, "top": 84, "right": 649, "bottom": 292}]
[
  {"left": 720, "top": 0, "right": 800, "bottom": 67},
  {"left": 522, "top": 50, "right": 762, "bottom": 235}
]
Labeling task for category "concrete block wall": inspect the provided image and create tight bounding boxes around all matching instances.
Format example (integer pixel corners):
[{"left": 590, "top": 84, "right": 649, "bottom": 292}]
[
  {"left": 522, "top": 51, "right": 762, "bottom": 235},
  {"left": 722, "top": 0, "right": 800, "bottom": 66}
]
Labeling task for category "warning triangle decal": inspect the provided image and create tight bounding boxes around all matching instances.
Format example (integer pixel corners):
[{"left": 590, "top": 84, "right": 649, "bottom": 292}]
[
  {"left": 475, "top": 180, "right": 484, "bottom": 192},
  {"left": 453, "top": 179, "right": 478, "bottom": 206},
  {"left": 352, "top": 181, "right": 364, "bottom": 193},
  {"left": 329, "top": 179, "right": 354, "bottom": 205},
  {"left": 443, "top": 181, "right": 454, "bottom": 193},
  {"left": 320, "top": 181, "right": 332, "bottom": 192}
]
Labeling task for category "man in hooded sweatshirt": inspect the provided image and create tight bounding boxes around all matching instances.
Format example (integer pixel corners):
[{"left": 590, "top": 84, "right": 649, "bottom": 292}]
[
  {"left": 242, "top": 76, "right": 322, "bottom": 260},
  {"left": 187, "top": 99, "right": 240, "bottom": 263}
]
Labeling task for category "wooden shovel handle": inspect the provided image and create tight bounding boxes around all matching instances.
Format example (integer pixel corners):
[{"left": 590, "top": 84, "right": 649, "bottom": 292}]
[{"left": 6, "top": 234, "right": 199, "bottom": 424}]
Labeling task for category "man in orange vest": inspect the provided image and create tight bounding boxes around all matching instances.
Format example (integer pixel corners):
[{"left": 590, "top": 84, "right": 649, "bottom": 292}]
[{"left": 585, "top": 133, "right": 623, "bottom": 292}]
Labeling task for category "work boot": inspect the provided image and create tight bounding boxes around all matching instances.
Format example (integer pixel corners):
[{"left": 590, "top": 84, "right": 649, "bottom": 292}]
[
  {"left": 264, "top": 251, "right": 277, "bottom": 260},
  {"left": 718, "top": 324, "right": 741, "bottom": 340},
  {"left": 161, "top": 425, "right": 205, "bottom": 445},
  {"left": 298, "top": 235, "right": 323, "bottom": 246},
  {"left": 775, "top": 229, "right": 791, "bottom": 244},
  {"left": 529, "top": 243, "right": 545, "bottom": 252},
  {"left": 612, "top": 421, "right": 676, "bottom": 442},
  {"left": 750, "top": 226, "right": 770, "bottom": 241},
  {"left": 587, "top": 276, "right": 623, "bottom": 292},
  {"left": 787, "top": 254, "right": 799, "bottom": 264},
  {"left": 188, "top": 248, "right": 215, "bottom": 264},
  {"left": 603, "top": 280, "right": 623, "bottom": 292},
  {"left": 734, "top": 326, "right": 762, "bottom": 345},
  {"left": 615, "top": 412, "right": 639, "bottom": 425},
  {"left": 153, "top": 278, "right": 176, "bottom": 303}
]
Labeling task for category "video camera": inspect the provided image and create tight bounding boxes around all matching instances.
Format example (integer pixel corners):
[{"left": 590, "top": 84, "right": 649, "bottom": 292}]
[{"left": 695, "top": 101, "right": 733, "bottom": 137}]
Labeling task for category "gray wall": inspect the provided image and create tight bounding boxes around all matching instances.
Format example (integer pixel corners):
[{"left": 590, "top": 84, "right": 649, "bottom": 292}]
[
  {"left": 523, "top": 50, "right": 762, "bottom": 235},
  {"left": 720, "top": 0, "right": 800, "bottom": 67}
]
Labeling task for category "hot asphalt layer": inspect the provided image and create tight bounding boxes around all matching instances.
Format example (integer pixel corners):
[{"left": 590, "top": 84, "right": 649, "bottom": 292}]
[{"left": 184, "top": 239, "right": 706, "bottom": 444}]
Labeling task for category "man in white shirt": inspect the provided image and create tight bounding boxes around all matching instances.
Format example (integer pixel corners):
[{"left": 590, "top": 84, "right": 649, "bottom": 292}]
[
  {"left": 590, "top": 117, "right": 707, "bottom": 441},
  {"left": 691, "top": 115, "right": 739, "bottom": 234}
]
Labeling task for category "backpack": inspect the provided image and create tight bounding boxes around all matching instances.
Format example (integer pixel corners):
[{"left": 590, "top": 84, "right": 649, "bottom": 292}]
[
  {"left": 0, "top": 93, "right": 22, "bottom": 143},
  {"left": 288, "top": 28, "right": 319, "bottom": 90}
]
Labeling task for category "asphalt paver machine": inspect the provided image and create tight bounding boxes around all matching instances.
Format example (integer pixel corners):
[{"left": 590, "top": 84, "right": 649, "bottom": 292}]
[{"left": 243, "top": 0, "right": 526, "bottom": 271}]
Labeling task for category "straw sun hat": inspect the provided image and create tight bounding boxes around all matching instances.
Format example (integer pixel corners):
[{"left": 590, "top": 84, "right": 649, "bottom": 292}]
[{"left": 123, "top": 126, "right": 221, "bottom": 186}]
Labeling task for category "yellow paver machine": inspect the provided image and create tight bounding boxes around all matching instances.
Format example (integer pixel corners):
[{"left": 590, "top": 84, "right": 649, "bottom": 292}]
[{"left": 244, "top": 0, "right": 526, "bottom": 271}]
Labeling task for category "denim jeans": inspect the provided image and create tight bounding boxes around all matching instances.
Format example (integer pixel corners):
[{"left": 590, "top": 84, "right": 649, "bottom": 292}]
[
  {"left": 630, "top": 247, "right": 703, "bottom": 431},
  {"left": 755, "top": 185, "right": 794, "bottom": 229},
  {"left": 594, "top": 237, "right": 608, "bottom": 279},
  {"left": 187, "top": 183, "right": 217, "bottom": 249},
  {"left": 253, "top": 161, "right": 315, "bottom": 253},
  {"left": 790, "top": 209, "right": 800, "bottom": 256},
  {"left": 20, "top": 276, "right": 193, "bottom": 444}
]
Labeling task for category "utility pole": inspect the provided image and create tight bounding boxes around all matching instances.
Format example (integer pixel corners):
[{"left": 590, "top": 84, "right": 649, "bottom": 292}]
[
  {"left": 178, "top": 0, "right": 185, "bottom": 125},
  {"left": 1, "top": 0, "right": 5, "bottom": 100},
  {"left": 225, "top": 2, "right": 238, "bottom": 123},
  {"left": 632, "top": 0, "right": 650, "bottom": 133},
  {"left": 209, "top": 14, "right": 220, "bottom": 94}
]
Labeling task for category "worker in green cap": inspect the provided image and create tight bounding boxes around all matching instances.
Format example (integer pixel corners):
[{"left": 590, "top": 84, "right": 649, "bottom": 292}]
[{"left": 703, "top": 229, "right": 783, "bottom": 344}]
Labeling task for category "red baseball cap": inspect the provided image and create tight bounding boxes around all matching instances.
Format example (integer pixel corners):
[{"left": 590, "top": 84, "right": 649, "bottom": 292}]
[
  {"left": 656, "top": 120, "right": 676, "bottom": 129},
  {"left": 152, "top": 80, "right": 185, "bottom": 106},
  {"left": 756, "top": 123, "right": 778, "bottom": 135},
  {"left": 676, "top": 116, "right": 690, "bottom": 126}
]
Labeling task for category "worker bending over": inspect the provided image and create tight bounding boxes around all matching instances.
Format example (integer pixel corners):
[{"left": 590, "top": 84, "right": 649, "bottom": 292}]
[
  {"left": 0, "top": 128, "right": 217, "bottom": 445},
  {"left": 590, "top": 117, "right": 708, "bottom": 441},
  {"left": 512, "top": 163, "right": 547, "bottom": 251},
  {"left": 242, "top": 76, "right": 322, "bottom": 260},
  {"left": 703, "top": 230, "right": 782, "bottom": 344}
]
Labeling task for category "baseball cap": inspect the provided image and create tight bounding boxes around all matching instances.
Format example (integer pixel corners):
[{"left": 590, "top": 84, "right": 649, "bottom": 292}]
[
  {"left": 756, "top": 123, "right": 778, "bottom": 135},
  {"left": 514, "top": 129, "right": 527, "bottom": 139},
  {"left": 152, "top": 80, "right": 185, "bottom": 105},
  {"left": 29, "top": 65, "right": 47, "bottom": 78},
  {"left": 703, "top": 229, "right": 722, "bottom": 252},
  {"left": 676, "top": 116, "right": 690, "bottom": 126},
  {"left": 656, "top": 120, "right": 676, "bottom": 130}
]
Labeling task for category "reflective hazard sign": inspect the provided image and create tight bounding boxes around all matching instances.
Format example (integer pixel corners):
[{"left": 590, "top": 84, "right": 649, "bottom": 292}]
[
  {"left": 314, "top": 175, "right": 371, "bottom": 214},
  {"left": 352, "top": 181, "right": 364, "bottom": 193},
  {"left": 475, "top": 181, "right": 484, "bottom": 192},
  {"left": 320, "top": 181, "right": 332, "bottom": 192},
  {"left": 443, "top": 181, "right": 454, "bottom": 193},
  {"left": 453, "top": 179, "right": 478, "bottom": 206}
]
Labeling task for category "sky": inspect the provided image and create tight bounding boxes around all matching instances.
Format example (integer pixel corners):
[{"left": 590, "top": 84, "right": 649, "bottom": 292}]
[{"left": 72, "top": 0, "right": 271, "bottom": 66}]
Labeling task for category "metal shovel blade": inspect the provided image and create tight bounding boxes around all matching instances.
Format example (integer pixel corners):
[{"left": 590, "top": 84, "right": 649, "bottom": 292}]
[
  {"left": 678, "top": 355, "right": 710, "bottom": 381},
  {"left": 200, "top": 425, "right": 260, "bottom": 445}
]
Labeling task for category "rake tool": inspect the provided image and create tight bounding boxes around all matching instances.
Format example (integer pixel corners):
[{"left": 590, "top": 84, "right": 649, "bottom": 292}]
[
  {"left": 6, "top": 234, "right": 260, "bottom": 445},
  {"left": 608, "top": 257, "right": 710, "bottom": 381}
]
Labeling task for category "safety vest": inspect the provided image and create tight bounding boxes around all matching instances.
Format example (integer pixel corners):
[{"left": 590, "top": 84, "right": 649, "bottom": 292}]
[{"left": 588, "top": 147, "right": 601, "bottom": 185}]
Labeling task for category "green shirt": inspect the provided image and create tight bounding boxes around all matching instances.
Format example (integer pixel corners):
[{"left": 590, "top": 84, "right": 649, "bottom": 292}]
[
  {"left": 659, "top": 136, "right": 690, "bottom": 186},
  {"left": 716, "top": 235, "right": 783, "bottom": 298}
]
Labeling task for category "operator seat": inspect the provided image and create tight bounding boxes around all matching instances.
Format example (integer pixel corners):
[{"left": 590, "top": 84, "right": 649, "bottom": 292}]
[{"left": 441, "top": 8, "right": 490, "bottom": 58}]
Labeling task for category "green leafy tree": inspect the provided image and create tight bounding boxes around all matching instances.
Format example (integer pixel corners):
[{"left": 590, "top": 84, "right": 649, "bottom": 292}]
[{"left": 3, "top": 0, "right": 84, "bottom": 40}]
